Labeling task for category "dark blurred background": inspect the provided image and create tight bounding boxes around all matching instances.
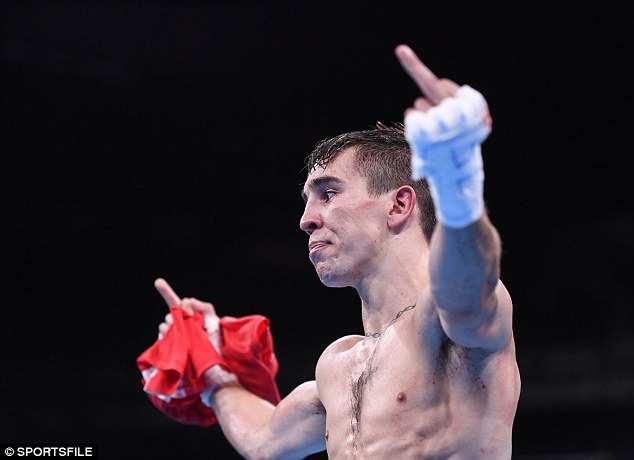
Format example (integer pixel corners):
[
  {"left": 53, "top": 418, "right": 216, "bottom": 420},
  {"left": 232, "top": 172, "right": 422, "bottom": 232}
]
[{"left": 1, "top": 1, "right": 633, "bottom": 458}]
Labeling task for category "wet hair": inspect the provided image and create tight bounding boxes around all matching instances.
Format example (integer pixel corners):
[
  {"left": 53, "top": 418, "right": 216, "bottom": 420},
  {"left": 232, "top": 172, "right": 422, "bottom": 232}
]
[{"left": 305, "top": 123, "right": 436, "bottom": 242}]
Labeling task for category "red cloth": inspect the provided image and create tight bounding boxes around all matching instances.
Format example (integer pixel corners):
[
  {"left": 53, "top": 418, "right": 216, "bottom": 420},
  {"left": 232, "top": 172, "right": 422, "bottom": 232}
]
[{"left": 136, "top": 307, "right": 281, "bottom": 426}]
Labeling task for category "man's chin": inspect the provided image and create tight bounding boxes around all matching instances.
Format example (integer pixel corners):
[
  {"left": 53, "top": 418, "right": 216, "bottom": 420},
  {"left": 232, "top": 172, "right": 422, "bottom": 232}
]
[
  {"left": 319, "top": 278, "right": 347, "bottom": 288},
  {"left": 315, "top": 267, "right": 349, "bottom": 288}
]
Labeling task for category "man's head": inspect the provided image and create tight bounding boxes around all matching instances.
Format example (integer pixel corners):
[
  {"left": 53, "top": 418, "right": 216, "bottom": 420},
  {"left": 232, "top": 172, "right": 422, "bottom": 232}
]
[{"left": 304, "top": 124, "right": 436, "bottom": 243}]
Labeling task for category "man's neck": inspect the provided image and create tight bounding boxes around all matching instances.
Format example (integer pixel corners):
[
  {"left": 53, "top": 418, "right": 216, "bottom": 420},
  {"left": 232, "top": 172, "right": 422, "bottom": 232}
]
[{"left": 356, "top": 241, "right": 429, "bottom": 335}]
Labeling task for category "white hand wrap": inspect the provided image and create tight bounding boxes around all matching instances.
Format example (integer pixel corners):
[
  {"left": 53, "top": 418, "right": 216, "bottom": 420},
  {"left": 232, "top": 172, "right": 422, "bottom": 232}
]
[
  {"left": 200, "top": 365, "right": 239, "bottom": 408},
  {"left": 404, "top": 85, "right": 491, "bottom": 228}
]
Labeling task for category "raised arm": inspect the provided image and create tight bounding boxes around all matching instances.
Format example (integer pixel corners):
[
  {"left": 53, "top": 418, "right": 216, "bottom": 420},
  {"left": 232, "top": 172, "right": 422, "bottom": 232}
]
[
  {"left": 155, "top": 279, "right": 326, "bottom": 460},
  {"left": 428, "top": 216, "right": 512, "bottom": 351},
  {"left": 395, "top": 45, "right": 513, "bottom": 352}
]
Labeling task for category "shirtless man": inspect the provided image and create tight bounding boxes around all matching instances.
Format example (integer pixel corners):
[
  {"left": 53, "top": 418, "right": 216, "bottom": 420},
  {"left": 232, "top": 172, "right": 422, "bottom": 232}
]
[{"left": 155, "top": 44, "right": 520, "bottom": 459}]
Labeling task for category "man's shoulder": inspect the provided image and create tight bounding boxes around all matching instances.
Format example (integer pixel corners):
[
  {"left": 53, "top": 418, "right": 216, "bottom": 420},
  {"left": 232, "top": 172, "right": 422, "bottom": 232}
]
[
  {"left": 315, "top": 334, "right": 363, "bottom": 388},
  {"left": 326, "top": 334, "right": 364, "bottom": 354},
  {"left": 316, "top": 335, "right": 363, "bottom": 366}
]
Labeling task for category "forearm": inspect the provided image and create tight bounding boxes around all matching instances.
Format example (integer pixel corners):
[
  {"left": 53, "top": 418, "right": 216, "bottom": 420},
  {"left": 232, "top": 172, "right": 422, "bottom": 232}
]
[
  {"left": 203, "top": 366, "right": 276, "bottom": 460},
  {"left": 429, "top": 214, "right": 501, "bottom": 314},
  {"left": 404, "top": 83, "right": 500, "bottom": 312},
  {"left": 203, "top": 368, "right": 326, "bottom": 460}
]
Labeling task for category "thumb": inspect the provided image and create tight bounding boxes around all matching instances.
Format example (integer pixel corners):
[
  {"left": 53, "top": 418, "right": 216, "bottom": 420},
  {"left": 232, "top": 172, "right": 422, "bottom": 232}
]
[{"left": 189, "top": 298, "right": 218, "bottom": 319}]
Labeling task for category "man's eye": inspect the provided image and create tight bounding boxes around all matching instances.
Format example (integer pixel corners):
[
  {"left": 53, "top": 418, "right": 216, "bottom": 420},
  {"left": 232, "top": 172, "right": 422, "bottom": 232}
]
[{"left": 324, "top": 190, "right": 336, "bottom": 201}]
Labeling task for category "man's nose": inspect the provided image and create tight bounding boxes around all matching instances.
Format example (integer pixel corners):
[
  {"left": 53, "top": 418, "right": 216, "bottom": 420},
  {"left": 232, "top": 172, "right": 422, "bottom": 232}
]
[{"left": 299, "top": 202, "right": 322, "bottom": 235}]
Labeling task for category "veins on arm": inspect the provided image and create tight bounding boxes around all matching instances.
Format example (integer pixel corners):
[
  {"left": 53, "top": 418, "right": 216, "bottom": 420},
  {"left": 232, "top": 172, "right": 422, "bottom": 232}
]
[
  {"left": 430, "top": 217, "right": 501, "bottom": 314},
  {"left": 429, "top": 217, "right": 512, "bottom": 351}
]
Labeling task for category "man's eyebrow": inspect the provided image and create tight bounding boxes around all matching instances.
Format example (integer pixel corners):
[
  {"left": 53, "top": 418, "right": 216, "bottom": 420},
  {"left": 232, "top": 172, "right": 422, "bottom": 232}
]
[{"left": 300, "top": 175, "right": 344, "bottom": 202}]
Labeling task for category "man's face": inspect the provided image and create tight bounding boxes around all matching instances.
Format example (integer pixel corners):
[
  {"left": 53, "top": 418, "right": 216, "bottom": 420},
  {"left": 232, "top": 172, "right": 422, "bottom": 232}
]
[{"left": 300, "top": 148, "right": 391, "bottom": 288}]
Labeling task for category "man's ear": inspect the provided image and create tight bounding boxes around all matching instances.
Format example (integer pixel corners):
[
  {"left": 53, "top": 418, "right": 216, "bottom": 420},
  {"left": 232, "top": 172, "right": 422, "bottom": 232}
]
[{"left": 387, "top": 185, "right": 416, "bottom": 230}]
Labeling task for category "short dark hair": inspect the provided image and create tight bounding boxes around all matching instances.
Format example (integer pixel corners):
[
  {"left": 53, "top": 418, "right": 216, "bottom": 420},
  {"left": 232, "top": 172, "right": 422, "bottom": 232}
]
[{"left": 305, "top": 123, "right": 436, "bottom": 242}]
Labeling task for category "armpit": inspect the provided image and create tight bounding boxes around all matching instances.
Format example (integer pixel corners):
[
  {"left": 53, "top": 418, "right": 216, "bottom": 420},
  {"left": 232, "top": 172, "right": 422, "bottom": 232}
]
[{"left": 311, "top": 398, "right": 327, "bottom": 416}]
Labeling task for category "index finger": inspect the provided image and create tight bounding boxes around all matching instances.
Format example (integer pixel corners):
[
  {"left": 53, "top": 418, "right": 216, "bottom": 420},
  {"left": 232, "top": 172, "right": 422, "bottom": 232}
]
[
  {"left": 154, "top": 278, "right": 181, "bottom": 307},
  {"left": 395, "top": 44, "right": 446, "bottom": 105}
]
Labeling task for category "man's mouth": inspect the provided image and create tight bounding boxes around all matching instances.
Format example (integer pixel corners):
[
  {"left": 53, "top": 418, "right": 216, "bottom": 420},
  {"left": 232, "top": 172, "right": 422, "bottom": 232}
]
[{"left": 308, "top": 240, "right": 330, "bottom": 257}]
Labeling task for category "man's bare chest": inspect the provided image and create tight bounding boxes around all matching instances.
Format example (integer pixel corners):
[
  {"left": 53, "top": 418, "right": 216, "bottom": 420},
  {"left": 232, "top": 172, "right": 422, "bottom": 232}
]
[
  {"left": 319, "top": 333, "right": 460, "bottom": 457},
  {"left": 335, "top": 335, "right": 444, "bottom": 413}
]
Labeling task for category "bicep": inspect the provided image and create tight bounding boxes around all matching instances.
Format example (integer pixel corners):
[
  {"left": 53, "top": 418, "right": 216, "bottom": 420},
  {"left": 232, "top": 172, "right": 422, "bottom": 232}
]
[
  {"left": 265, "top": 381, "right": 326, "bottom": 459},
  {"left": 436, "top": 280, "right": 514, "bottom": 352}
]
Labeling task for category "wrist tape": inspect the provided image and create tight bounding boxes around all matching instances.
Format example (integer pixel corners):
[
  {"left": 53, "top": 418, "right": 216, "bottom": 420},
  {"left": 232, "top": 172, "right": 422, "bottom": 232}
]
[
  {"left": 404, "top": 85, "right": 491, "bottom": 228},
  {"left": 200, "top": 365, "right": 239, "bottom": 408}
]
